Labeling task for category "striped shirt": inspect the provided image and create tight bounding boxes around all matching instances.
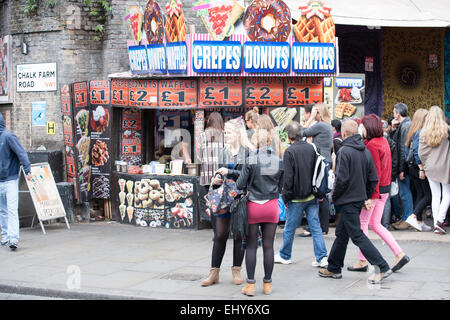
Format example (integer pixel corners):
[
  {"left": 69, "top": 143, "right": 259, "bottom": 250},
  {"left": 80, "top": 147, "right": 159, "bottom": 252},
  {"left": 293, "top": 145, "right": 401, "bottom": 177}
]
[{"left": 197, "top": 128, "right": 224, "bottom": 186}]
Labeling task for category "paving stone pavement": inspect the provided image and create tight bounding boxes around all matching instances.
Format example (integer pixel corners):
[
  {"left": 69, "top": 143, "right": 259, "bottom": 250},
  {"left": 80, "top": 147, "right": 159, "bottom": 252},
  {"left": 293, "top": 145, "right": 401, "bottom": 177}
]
[{"left": 0, "top": 220, "right": 449, "bottom": 300}]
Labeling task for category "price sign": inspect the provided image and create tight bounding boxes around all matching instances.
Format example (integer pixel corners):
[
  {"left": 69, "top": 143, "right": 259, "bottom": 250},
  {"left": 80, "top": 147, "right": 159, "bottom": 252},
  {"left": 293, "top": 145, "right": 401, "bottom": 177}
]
[
  {"left": 66, "top": 155, "right": 76, "bottom": 178},
  {"left": 73, "top": 81, "right": 88, "bottom": 108},
  {"left": 89, "top": 80, "right": 110, "bottom": 105},
  {"left": 158, "top": 79, "right": 197, "bottom": 108},
  {"left": 245, "top": 78, "right": 284, "bottom": 107},
  {"left": 61, "top": 85, "right": 72, "bottom": 115},
  {"left": 122, "top": 138, "right": 142, "bottom": 155},
  {"left": 111, "top": 79, "right": 129, "bottom": 106},
  {"left": 285, "top": 77, "right": 323, "bottom": 106},
  {"left": 199, "top": 77, "right": 243, "bottom": 108},
  {"left": 128, "top": 80, "right": 158, "bottom": 108},
  {"left": 63, "top": 124, "right": 73, "bottom": 146}
]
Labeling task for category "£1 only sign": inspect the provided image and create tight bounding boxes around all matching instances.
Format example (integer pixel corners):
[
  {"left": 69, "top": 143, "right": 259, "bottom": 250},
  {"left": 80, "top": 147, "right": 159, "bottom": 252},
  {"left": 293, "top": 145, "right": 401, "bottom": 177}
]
[{"left": 16, "top": 63, "right": 57, "bottom": 92}]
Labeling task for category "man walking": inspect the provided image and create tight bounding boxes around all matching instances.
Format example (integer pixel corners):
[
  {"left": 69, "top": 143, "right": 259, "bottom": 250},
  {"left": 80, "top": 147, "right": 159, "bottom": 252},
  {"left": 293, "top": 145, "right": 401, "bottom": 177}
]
[
  {"left": 0, "top": 112, "right": 32, "bottom": 251},
  {"left": 390, "top": 103, "right": 413, "bottom": 230},
  {"left": 275, "top": 121, "right": 328, "bottom": 267},
  {"left": 319, "top": 120, "right": 392, "bottom": 284}
]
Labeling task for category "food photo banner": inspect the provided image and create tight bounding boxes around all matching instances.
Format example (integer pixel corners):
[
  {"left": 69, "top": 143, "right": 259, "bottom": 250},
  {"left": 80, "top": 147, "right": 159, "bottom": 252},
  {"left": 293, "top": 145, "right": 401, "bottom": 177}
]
[{"left": 125, "top": 1, "right": 338, "bottom": 77}]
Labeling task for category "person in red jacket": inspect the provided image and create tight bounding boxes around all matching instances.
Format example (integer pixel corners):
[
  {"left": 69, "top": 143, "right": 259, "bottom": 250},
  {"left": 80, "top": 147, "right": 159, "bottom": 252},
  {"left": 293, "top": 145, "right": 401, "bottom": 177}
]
[{"left": 347, "top": 114, "right": 410, "bottom": 274}]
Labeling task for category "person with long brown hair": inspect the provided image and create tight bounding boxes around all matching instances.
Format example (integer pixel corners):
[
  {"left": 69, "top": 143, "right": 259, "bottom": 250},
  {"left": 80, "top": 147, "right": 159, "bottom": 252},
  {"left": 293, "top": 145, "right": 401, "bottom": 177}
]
[
  {"left": 403, "top": 109, "right": 432, "bottom": 231},
  {"left": 255, "top": 114, "right": 282, "bottom": 158},
  {"left": 245, "top": 107, "right": 259, "bottom": 139},
  {"left": 419, "top": 106, "right": 450, "bottom": 234}
]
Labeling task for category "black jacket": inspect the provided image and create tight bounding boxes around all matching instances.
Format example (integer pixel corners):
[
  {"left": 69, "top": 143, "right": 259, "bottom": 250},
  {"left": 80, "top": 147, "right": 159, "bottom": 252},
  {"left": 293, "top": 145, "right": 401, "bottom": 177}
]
[
  {"left": 332, "top": 134, "right": 379, "bottom": 206},
  {"left": 385, "top": 133, "right": 398, "bottom": 180},
  {"left": 236, "top": 149, "right": 283, "bottom": 201},
  {"left": 281, "top": 140, "right": 317, "bottom": 203},
  {"left": 389, "top": 117, "right": 411, "bottom": 175}
]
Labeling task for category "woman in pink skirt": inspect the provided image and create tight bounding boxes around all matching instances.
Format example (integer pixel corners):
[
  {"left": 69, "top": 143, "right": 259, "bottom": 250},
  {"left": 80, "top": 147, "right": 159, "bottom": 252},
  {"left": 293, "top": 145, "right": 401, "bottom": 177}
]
[{"left": 236, "top": 128, "right": 283, "bottom": 296}]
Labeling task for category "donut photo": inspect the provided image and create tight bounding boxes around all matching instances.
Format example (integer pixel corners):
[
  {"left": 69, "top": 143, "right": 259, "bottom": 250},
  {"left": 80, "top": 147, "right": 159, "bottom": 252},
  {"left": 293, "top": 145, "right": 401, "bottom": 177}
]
[
  {"left": 243, "top": 0, "right": 291, "bottom": 42},
  {"left": 144, "top": 0, "right": 165, "bottom": 44}
]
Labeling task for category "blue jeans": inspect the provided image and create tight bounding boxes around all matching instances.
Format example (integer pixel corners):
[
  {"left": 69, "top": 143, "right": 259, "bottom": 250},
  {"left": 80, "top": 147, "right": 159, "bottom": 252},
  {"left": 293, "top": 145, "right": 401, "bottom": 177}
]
[
  {"left": 398, "top": 174, "right": 413, "bottom": 221},
  {"left": 0, "top": 179, "right": 19, "bottom": 245},
  {"left": 279, "top": 199, "right": 327, "bottom": 262}
]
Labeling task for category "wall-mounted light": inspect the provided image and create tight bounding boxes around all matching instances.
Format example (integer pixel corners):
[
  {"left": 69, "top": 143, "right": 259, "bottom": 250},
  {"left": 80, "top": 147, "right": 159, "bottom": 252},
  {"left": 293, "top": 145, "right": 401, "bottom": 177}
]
[{"left": 21, "top": 35, "right": 28, "bottom": 55}]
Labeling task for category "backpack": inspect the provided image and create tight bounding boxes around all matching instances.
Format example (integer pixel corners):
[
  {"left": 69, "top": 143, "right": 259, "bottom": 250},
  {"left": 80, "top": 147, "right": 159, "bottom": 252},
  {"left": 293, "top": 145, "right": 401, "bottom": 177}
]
[{"left": 311, "top": 143, "right": 335, "bottom": 199}]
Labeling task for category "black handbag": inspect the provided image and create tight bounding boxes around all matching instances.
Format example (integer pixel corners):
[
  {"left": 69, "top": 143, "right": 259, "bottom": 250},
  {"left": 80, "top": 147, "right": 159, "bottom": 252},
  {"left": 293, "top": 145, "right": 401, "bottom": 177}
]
[{"left": 230, "top": 165, "right": 255, "bottom": 239}]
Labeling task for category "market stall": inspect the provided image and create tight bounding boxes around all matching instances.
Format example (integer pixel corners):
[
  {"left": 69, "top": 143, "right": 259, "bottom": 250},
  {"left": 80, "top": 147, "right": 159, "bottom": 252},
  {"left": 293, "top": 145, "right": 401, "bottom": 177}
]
[{"left": 59, "top": 0, "right": 339, "bottom": 230}]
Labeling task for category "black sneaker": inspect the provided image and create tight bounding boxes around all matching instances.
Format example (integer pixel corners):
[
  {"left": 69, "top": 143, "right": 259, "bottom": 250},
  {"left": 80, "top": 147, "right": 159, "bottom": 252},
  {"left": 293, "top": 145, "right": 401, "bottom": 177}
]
[
  {"left": 9, "top": 243, "right": 17, "bottom": 251},
  {"left": 435, "top": 221, "right": 447, "bottom": 234}
]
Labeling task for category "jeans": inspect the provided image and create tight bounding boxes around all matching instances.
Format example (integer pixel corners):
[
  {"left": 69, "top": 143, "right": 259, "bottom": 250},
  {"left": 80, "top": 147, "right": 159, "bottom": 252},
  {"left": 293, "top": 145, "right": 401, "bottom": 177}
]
[
  {"left": 409, "top": 165, "right": 431, "bottom": 221},
  {"left": 398, "top": 174, "right": 413, "bottom": 221},
  {"left": 0, "top": 179, "right": 20, "bottom": 245},
  {"left": 279, "top": 199, "right": 327, "bottom": 262},
  {"left": 327, "top": 202, "right": 390, "bottom": 274}
]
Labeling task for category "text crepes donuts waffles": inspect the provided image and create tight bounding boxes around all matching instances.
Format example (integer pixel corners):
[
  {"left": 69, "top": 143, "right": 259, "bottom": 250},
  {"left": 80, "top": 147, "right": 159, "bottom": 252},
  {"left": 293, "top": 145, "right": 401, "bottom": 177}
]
[{"left": 244, "top": 0, "right": 291, "bottom": 42}]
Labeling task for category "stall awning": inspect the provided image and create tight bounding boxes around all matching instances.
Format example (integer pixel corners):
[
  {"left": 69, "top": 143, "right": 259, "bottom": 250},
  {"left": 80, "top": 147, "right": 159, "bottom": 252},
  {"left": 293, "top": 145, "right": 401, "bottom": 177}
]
[{"left": 286, "top": 0, "right": 450, "bottom": 27}]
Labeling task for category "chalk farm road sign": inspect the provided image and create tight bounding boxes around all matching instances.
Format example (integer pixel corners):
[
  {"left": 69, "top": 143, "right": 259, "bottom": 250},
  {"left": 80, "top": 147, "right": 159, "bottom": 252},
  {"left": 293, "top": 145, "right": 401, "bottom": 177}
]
[{"left": 16, "top": 63, "right": 57, "bottom": 92}]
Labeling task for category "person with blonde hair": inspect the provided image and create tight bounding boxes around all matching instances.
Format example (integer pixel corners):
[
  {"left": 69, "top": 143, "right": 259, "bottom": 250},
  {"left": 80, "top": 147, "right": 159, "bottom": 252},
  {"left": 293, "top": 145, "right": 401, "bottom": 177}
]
[
  {"left": 245, "top": 107, "right": 259, "bottom": 139},
  {"left": 256, "top": 114, "right": 282, "bottom": 158},
  {"left": 236, "top": 127, "right": 283, "bottom": 296},
  {"left": 419, "top": 106, "right": 450, "bottom": 234},
  {"left": 302, "top": 103, "right": 334, "bottom": 235},
  {"left": 403, "top": 109, "right": 432, "bottom": 231}
]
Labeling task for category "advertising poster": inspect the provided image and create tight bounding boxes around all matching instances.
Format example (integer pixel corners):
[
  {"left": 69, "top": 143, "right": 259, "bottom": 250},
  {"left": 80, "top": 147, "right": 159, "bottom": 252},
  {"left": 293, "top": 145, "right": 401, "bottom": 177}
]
[
  {"left": 89, "top": 80, "right": 112, "bottom": 199},
  {"left": 60, "top": 84, "right": 78, "bottom": 200},
  {"left": 199, "top": 77, "right": 243, "bottom": 108},
  {"left": 245, "top": 77, "right": 284, "bottom": 107},
  {"left": 332, "top": 73, "right": 365, "bottom": 120},
  {"left": 120, "top": 108, "right": 144, "bottom": 166},
  {"left": 128, "top": 79, "right": 158, "bottom": 108},
  {"left": 72, "top": 81, "right": 90, "bottom": 202},
  {"left": 32, "top": 101, "right": 46, "bottom": 126},
  {"left": 158, "top": 79, "right": 197, "bottom": 108},
  {"left": 111, "top": 78, "right": 129, "bottom": 107},
  {"left": 285, "top": 77, "right": 323, "bottom": 106}
]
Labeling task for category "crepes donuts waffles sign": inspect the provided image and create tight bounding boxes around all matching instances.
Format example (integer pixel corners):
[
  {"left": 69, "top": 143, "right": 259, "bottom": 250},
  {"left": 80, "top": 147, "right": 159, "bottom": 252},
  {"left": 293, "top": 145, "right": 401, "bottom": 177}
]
[{"left": 126, "top": 0, "right": 337, "bottom": 76}]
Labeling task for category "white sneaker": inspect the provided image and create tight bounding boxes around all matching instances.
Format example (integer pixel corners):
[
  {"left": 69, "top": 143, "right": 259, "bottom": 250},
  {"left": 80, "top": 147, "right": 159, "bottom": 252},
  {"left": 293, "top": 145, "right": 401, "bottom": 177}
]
[
  {"left": 312, "top": 257, "right": 328, "bottom": 267},
  {"left": 405, "top": 215, "right": 421, "bottom": 231},
  {"left": 274, "top": 253, "right": 292, "bottom": 265},
  {"left": 420, "top": 222, "right": 432, "bottom": 232}
]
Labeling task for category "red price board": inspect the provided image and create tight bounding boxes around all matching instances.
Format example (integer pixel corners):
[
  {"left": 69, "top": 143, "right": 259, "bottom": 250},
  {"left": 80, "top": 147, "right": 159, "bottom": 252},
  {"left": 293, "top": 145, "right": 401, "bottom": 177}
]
[
  {"left": 63, "top": 124, "right": 73, "bottom": 146},
  {"left": 66, "top": 155, "right": 76, "bottom": 178},
  {"left": 89, "top": 80, "right": 110, "bottom": 105},
  {"left": 60, "top": 85, "right": 72, "bottom": 115},
  {"left": 158, "top": 79, "right": 197, "bottom": 108},
  {"left": 111, "top": 79, "right": 129, "bottom": 106},
  {"left": 122, "top": 138, "right": 142, "bottom": 155},
  {"left": 128, "top": 80, "right": 158, "bottom": 108},
  {"left": 73, "top": 81, "right": 88, "bottom": 108},
  {"left": 245, "top": 78, "right": 284, "bottom": 107},
  {"left": 199, "top": 77, "right": 243, "bottom": 108},
  {"left": 285, "top": 77, "right": 323, "bottom": 106},
  {"left": 122, "top": 112, "right": 142, "bottom": 131}
]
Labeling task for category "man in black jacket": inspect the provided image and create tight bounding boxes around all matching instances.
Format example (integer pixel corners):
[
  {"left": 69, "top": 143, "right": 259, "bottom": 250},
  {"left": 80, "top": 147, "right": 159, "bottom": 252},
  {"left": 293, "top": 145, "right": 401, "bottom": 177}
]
[
  {"left": 274, "top": 121, "right": 328, "bottom": 267},
  {"left": 319, "top": 120, "right": 392, "bottom": 284}
]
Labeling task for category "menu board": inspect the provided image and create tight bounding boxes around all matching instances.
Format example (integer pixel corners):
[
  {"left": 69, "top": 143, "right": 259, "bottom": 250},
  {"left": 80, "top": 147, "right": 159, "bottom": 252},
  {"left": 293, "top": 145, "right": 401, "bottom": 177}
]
[
  {"left": 89, "top": 80, "right": 112, "bottom": 199},
  {"left": 60, "top": 84, "right": 79, "bottom": 200},
  {"left": 128, "top": 79, "right": 158, "bottom": 108},
  {"left": 199, "top": 77, "right": 243, "bottom": 108},
  {"left": 111, "top": 79, "right": 129, "bottom": 106},
  {"left": 120, "top": 108, "right": 144, "bottom": 166},
  {"left": 117, "top": 175, "right": 196, "bottom": 229},
  {"left": 285, "top": 77, "right": 323, "bottom": 106},
  {"left": 72, "top": 81, "right": 90, "bottom": 202},
  {"left": 332, "top": 73, "right": 365, "bottom": 120},
  {"left": 158, "top": 79, "right": 197, "bottom": 108},
  {"left": 245, "top": 78, "right": 284, "bottom": 107}
]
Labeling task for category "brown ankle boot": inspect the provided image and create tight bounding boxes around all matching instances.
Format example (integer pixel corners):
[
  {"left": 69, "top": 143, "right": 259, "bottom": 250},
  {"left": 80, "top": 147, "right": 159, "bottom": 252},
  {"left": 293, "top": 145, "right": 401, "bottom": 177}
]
[
  {"left": 201, "top": 268, "right": 220, "bottom": 286},
  {"left": 241, "top": 281, "right": 255, "bottom": 296},
  {"left": 263, "top": 281, "right": 272, "bottom": 295},
  {"left": 231, "top": 266, "right": 243, "bottom": 285}
]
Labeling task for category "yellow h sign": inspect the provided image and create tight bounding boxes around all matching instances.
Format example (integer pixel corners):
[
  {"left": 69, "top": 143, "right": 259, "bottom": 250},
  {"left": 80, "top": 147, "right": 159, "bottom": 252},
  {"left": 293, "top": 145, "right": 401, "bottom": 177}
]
[{"left": 47, "top": 121, "right": 55, "bottom": 135}]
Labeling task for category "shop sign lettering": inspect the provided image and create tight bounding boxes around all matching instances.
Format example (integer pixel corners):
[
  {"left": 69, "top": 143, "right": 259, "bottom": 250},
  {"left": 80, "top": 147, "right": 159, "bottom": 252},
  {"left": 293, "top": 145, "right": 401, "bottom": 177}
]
[
  {"left": 146, "top": 44, "right": 167, "bottom": 74},
  {"left": 192, "top": 41, "right": 241, "bottom": 73},
  {"left": 16, "top": 63, "right": 57, "bottom": 92},
  {"left": 292, "top": 43, "right": 335, "bottom": 74},
  {"left": 244, "top": 42, "right": 290, "bottom": 73},
  {"left": 166, "top": 42, "right": 187, "bottom": 74},
  {"left": 128, "top": 45, "right": 149, "bottom": 74}
]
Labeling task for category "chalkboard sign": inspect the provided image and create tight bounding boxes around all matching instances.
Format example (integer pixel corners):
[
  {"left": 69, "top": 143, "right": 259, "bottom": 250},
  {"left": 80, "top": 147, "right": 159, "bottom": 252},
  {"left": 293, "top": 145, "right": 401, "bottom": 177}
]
[{"left": 22, "top": 163, "right": 70, "bottom": 234}]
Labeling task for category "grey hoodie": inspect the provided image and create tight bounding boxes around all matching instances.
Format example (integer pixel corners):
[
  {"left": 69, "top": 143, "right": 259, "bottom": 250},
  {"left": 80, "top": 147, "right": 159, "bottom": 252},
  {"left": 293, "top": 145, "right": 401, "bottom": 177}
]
[{"left": 0, "top": 113, "right": 31, "bottom": 181}]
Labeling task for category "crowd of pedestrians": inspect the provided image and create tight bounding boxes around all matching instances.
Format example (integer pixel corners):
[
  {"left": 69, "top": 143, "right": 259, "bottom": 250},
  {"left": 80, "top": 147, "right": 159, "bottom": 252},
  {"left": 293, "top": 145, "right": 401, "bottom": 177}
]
[{"left": 198, "top": 103, "right": 449, "bottom": 296}]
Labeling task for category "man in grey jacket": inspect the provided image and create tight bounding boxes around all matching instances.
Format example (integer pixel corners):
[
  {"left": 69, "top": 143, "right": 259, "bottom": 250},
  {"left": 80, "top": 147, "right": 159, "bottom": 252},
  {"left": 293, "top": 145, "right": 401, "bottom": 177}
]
[{"left": 390, "top": 103, "right": 413, "bottom": 230}]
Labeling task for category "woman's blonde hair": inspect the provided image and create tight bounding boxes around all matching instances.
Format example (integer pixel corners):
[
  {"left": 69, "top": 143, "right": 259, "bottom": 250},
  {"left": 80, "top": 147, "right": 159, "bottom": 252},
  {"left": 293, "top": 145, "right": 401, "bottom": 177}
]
[
  {"left": 245, "top": 107, "right": 259, "bottom": 126},
  {"left": 224, "top": 117, "right": 255, "bottom": 150},
  {"left": 420, "top": 106, "right": 449, "bottom": 147},
  {"left": 315, "top": 103, "right": 331, "bottom": 124},
  {"left": 256, "top": 114, "right": 281, "bottom": 157},
  {"left": 251, "top": 128, "right": 272, "bottom": 150},
  {"left": 405, "top": 108, "right": 428, "bottom": 147}
]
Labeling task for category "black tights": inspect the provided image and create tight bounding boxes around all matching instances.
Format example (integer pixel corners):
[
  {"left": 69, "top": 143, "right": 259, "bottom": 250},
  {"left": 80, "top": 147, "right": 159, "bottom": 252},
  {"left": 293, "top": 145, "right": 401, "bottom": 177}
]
[
  {"left": 245, "top": 223, "right": 278, "bottom": 282},
  {"left": 211, "top": 216, "right": 244, "bottom": 268}
]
